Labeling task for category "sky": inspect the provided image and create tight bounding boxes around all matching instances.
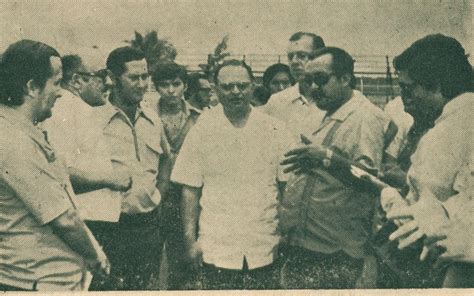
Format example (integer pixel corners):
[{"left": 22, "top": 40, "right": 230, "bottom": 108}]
[{"left": 0, "top": 0, "right": 471, "bottom": 62}]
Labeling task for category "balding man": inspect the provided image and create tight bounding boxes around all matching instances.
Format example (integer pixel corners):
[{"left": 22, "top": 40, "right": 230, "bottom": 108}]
[
  {"left": 43, "top": 49, "right": 131, "bottom": 290},
  {"left": 261, "top": 32, "right": 326, "bottom": 139}
]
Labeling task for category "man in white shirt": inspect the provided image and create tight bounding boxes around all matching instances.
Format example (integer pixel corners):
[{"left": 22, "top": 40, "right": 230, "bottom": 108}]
[
  {"left": 43, "top": 51, "right": 132, "bottom": 290},
  {"left": 383, "top": 34, "right": 473, "bottom": 288},
  {"left": 172, "top": 60, "right": 292, "bottom": 289},
  {"left": 261, "top": 32, "right": 326, "bottom": 138}
]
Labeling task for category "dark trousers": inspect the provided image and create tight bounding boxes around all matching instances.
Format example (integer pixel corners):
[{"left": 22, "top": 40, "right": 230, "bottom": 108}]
[
  {"left": 0, "top": 283, "right": 31, "bottom": 291},
  {"left": 281, "top": 245, "right": 364, "bottom": 289},
  {"left": 443, "top": 262, "right": 474, "bottom": 288},
  {"left": 198, "top": 258, "right": 280, "bottom": 290},
  {"left": 87, "top": 209, "right": 164, "bottom": 291},
  {"left": 160, "top": 184, "right": 191, "bottom": 290}
]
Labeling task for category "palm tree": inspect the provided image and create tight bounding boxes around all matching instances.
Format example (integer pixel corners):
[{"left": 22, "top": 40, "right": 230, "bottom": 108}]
[
  {"left": 126, "top": 30, "right": 177, "bottom": 73},
  {"left": 199, "top": 34, "right": 231, "bottom": 80}
]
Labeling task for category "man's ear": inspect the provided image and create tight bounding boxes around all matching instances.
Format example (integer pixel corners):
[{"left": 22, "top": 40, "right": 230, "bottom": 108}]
[
  {"left": 25, "top": 79, "right": 40, "bottom": 98},
  {"left": 339, "top": 73, "right": 352, "bottom": 87},
  {"left": 71, "top": 73, "right": 82, "bottom": 87}
]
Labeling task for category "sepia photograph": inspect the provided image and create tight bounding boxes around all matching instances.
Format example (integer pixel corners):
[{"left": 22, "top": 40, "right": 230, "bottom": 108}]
[{"left": 0, "top": 0, "right": 472, "bottom": 294}]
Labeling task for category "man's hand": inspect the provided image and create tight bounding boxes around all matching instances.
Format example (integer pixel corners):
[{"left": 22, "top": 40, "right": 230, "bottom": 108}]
[
  {"left": 86, "top": 249, "right": 111, "bottom": 279},
  {"left": 387, "top": 199, "right": 450, "bottom": 252},
  {"left": 185, "top": 240, "right": 203, "bottom": 272},
  {"left": 105, "top": 171, "right": 132, "bottom": 192},
  {"left": 281, "top": 145, "right": 326, "bottom": 174}
]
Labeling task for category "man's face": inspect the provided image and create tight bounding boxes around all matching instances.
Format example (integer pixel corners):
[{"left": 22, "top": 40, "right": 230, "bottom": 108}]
[
  {"left": 287, "top": 35, "right": 314, "bottom": 82},
  {"left": 156, "top": 77, "right": 186, "bottom": 105},
  {"left": 36, "top": 57, "right": 63, "bottom": 122},
  {"left": 116, "top": 59, "right": 148, "bottom": 105},
  {"left": 216, "top": 66, "right": 253, "bottom": 112},
  {"left": 397, "top": 70, "right": 445, "bottom": 120},
  {"left": 268, "top": 72, "right": 292, "bottom": 94},
  {"left": 194, "top": 78, "right": 213, "bottom": 107},
  {"left": 303, "top": 54, "right": 345, "bottom": 112},
  {"left": 76, "top": 67, "right": 109, "bottom": 107}
]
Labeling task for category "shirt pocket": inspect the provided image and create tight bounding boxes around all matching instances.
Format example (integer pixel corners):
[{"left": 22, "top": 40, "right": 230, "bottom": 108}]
[{"left": 142, "top": 137, "right": 162, "bottom": 174}]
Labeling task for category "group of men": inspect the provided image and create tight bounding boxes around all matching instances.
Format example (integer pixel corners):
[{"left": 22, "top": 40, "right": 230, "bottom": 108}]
[{"left": 0, "top": 30, "right": 471, "bottom": 291}]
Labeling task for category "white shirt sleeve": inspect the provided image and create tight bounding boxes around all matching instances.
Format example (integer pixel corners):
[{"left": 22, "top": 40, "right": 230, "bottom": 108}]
[{"left": 171, "top": 125, "right": 204, "bottom": 188}]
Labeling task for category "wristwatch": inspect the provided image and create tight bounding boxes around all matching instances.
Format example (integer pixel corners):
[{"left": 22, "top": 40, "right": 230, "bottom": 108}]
[{"left": 322, "top": 148, "right": 333, "bottom": 168}]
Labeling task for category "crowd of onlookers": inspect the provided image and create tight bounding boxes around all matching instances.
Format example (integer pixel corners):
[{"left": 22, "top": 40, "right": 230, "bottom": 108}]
[{"left": 0, "top": 31, "right": 472, "bottom": 291}]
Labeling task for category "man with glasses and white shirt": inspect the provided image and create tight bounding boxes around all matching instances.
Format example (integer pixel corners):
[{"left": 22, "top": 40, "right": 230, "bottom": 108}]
[
  {"left": 172, "top": 60, "right": 292, "bottom": 289},
  {"left": 261, "top": 32, "right": 326, "bottom": 139}
]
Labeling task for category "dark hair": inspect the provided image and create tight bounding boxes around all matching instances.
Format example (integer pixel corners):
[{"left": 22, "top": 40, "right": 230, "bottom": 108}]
[
  {"left": 311, "top": 47, "right": 356, "bottom": 88},
  {"left": 0, "top": 39, "right": 60, "bottom": 106},
  {"left": 185, "top": 72, "right": 208, "bottom": 100},
  {"left": 394, "top": 34, "right": 473, "bottom": 101},
  {"left": 262, "top": 63, "right": 295, "bottom": 88},
  {"left": 252, "top": 85, "right": 272, "bottom": 106},
  {"left": 213, "top": 59, "right": 254, "bottom": 84},
  {"left": 151, "top": 62, "right": 188, "bottom": 87},
  {"left": 289, "top": 32, "right": 325, "bottom": 50},
  {"left": 61, "top": 55, "right": 83, "bottom": 84},
  {"left": 106, "top": 46, "right": 145, "bottom": 77}
]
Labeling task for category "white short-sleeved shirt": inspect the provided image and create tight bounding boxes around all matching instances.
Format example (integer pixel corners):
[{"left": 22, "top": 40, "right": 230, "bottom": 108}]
[
  {"left": 171, "top": 105, "right": 292, "bottom": 269},
  {"left": 260, "top": 84, "right": 325, "bottom": 140},
  {"left": 43, "top": 89, "right": 122, "bottom": 221}
]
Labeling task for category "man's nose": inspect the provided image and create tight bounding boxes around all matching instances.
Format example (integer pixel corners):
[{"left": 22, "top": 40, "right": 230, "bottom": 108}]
[
  {"left": 231, "top": 85, "right": 241, "bottom": 94},
  {"left": 139, "top": 77, "right": 148, "bottom": 88}
]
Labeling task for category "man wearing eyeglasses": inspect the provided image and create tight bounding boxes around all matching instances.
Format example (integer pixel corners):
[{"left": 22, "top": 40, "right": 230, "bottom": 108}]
[
  {"left": 172, "top": 60, "right": 292, "bottom": 289},
  {"left": 261, "top": 32, "right": 326, "bottom": 139},
  {"left": 43, "top": 49, "right": 132, "bottom": 290},
  {"left": 280, "top": 47, "right": 387, "bottom": 289}
]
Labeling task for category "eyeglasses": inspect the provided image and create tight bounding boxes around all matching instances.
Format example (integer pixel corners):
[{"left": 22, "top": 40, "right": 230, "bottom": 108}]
[
  {"left": 303, "top": 72, "right": 335, "bottom": 87},
  {"left": 288, "top": 51, "right": 310, "bottom": 62},
  {"left": 126, "top": 73, "right": 149, "bottom": 82},
  {"left": 399, "top": 82, "right": 417, "bottom": 95},
  {"left": 218, "top": 82, "right": 252, "bottom": 92},
  {"left": 77, "top": 69, "right": 109, "bottom": 81}
]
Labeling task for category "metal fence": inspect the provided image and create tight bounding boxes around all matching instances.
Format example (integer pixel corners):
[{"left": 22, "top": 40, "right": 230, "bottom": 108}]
[{"left": 175, "top": 53, "right": 400, "bottom": 106}]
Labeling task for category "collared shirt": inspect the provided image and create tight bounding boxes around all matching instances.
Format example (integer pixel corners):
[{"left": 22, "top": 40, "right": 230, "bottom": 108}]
[
  {"left": 43, "top": 89, "right": 121, "bottom": 222},
  {"left": 260, "top": 84, "right": 325, "bottom": 140},
  {"left": 153, "top": 98, "right": 201, "bottom": 156},
  {"left": 96, "top": 102, "right": 164, "bottom": 214},
  {"left": 0, "top": 106, "right": 86, "bottom": 291},
  {"left": 384, "top": 96, "right": 414, "bottom": 159},
  {"left": 171, "top": 105, "right": 293, "bottom": 269},
  {"left": 406, "top": 92, "right": 473, "bottom": 218},
  {"left": 289, "top": 91, "right": 386, "bottom": 258}
]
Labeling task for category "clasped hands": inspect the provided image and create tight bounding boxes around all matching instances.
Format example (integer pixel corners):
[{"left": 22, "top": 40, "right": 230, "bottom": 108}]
[{"left": 382, "top": 188, "right": 458, "bottom": 262}]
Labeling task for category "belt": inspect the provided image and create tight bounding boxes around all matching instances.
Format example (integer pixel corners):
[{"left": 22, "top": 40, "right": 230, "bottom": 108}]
[{"left": 119, "top": 208, "right": 160, "bottom": 225}]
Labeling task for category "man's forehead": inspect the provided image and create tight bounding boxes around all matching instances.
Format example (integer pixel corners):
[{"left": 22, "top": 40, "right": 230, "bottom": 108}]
[
  {"left": 397, "top": 70, "right": 414, "bottom": 83},
  {"left": 217, "top": 66, "right": 251, "bottom": 83},
  {"left": 287, "top": 36, "right": 314, "bottom": 53},
  {"left": 158, "top": 77, "right": 184, "bottom": 84},
  {"left": 124, "top": 59, "right": 148, "bottom": 74},
  {"left": 198, "top": 78, "right": 211, "bottom": 88},
  {"left": 305, "top": 54, "right": 333, "bottom": 73},
  {"left": 75, "top": 48, "right": 108, "bottom": 72},
  {"left": 50, "top": 56, "right": 63, "bottom": 74}
]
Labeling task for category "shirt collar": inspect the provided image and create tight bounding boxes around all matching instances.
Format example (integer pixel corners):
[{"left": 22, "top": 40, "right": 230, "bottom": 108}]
[
  {"left": 288, "top": 83, "right": 312, "bottom": 106},
  {"left": 435, "top": 92, "right": 473, "bottom": 125},
  {"left": 104, "top": 101, "right": 157, "bottom": 127},
  {"left": 327, "top": 90, "right": 367, "bottom": 122},
  {"left": 0, "top": 105, "right": 52, "bottom": 151},
  {"left": 185, "top": 100, "right": 202, "bottom": 114}
]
